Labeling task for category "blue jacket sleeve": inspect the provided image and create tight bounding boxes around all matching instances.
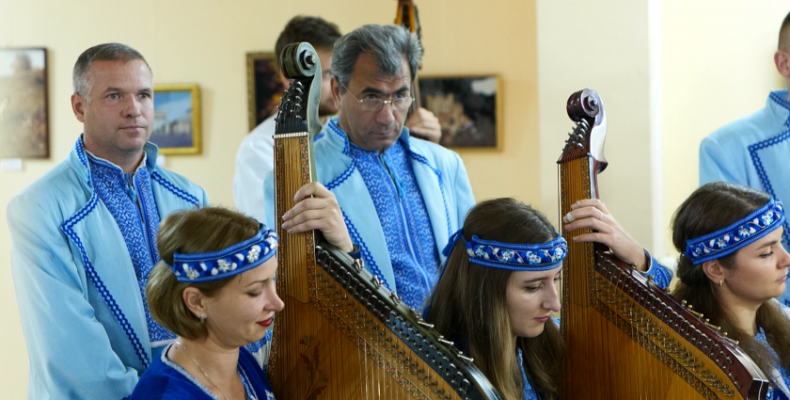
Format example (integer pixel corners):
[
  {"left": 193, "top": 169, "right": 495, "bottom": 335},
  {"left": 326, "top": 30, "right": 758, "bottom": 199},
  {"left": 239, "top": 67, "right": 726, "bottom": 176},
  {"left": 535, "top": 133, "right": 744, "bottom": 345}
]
[
  {"left": 450, "top": 152, "right": 475, "bottom": 226},
  {"left": 8, "top": 197, "right": 138, "bottom": 400},
  {"left": 643, "top": 254, "right": 674, "bottom": 290}
]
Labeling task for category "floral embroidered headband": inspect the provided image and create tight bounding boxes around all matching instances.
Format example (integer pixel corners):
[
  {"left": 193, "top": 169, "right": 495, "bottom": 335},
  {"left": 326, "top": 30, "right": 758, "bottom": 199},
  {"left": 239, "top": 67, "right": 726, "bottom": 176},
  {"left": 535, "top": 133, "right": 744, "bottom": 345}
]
[
  {"left": 685, "top": 197, "right": 785, "bottom": 265},
  {"left": 443, "top": 229, "right": 568, "bottom": 271},
  {"left": 167, "top": 225, "right": 278, "bottom": 282}
]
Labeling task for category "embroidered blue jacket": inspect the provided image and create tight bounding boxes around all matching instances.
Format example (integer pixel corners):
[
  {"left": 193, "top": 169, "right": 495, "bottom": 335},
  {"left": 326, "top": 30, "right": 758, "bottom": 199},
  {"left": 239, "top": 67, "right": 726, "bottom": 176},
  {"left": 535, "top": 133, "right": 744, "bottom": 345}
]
[
  {"left": 8, "top": 138, "right": 208, "bottom": 400},
  {"left": 265, "top": 117, "right": 476, "bottom": 309},
  {"left": 86, "top": 151, "right": 174, "bottom": 348},
  {"left": 700, "top": 89, "right": 790, "bottom": 306}
]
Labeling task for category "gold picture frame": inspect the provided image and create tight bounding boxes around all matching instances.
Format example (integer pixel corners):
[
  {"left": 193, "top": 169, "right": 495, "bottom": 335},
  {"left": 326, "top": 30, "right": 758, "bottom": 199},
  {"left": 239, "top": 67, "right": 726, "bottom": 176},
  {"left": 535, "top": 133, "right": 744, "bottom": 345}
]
[
  {"left": 418, "top": 74, "right": 503, "bottom": 150},
  {"left": 246, "top": 52, "right": 285, "bottom": 131},
  {"left": 150, "top": 84, "right": 201, "bottom": 155},
  {"left": 0, "top": 47, "right": 50, "bottom": 158}
]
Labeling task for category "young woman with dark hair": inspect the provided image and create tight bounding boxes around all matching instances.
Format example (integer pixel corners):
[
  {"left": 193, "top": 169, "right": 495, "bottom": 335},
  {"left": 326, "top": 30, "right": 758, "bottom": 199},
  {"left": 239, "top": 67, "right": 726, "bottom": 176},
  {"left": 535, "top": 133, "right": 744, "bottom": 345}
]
[
  {"left": 671, "top": 181, "right": 790, "bottom": 399},
  {"left": 425, "top": 198, "right": 672, "bottom": 400}
]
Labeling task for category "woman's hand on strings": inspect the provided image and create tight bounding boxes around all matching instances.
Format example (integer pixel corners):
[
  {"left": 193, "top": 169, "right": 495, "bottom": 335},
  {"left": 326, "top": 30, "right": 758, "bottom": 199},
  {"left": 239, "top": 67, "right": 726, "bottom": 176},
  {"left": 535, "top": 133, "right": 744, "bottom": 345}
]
[
  {"left": 281, "top": 182, "right": 354, "bottom": 253},
  {"left": 562, "top": 199, "right": 648, "bottom": 271}
]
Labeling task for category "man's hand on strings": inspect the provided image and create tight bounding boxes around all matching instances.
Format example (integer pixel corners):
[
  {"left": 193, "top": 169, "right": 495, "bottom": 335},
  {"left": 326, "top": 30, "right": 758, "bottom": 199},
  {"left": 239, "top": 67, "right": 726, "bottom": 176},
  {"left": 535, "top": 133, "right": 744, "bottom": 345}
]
[
  {"left": 562, "top": 199, "right": 648, "bottom": 271},
  {"left": 406, "top": 108, "right": 442, "bottom": 143},
  {"left": 281, "top": 182, "right": 354, "bottom": 253}
]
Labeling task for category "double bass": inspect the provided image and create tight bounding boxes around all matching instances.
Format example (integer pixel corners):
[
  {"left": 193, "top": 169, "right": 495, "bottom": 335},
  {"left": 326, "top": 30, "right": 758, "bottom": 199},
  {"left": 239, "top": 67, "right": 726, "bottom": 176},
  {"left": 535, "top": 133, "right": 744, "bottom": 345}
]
[
  {"left": 558, "top": 89, "right": 770, "bottom": 399},
  {"left": 395, "top": 0, "right": 424, "bottom": 117},
  {"left": 267, "top": 42, "right": 501, "bottom": 400}
]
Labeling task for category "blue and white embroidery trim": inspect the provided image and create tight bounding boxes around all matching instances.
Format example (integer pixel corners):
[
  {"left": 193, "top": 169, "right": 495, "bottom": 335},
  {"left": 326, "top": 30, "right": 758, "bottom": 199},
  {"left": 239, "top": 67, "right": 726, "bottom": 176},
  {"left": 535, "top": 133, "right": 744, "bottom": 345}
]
[
  {"left": 168, "top": 225, "right": 278, "bottom": 282},
  {"left": 444, "top": 229, "right": 567, "bottom": 271},
  {"left": 685, "top": 198, "right": 785, "bottom": 265}
]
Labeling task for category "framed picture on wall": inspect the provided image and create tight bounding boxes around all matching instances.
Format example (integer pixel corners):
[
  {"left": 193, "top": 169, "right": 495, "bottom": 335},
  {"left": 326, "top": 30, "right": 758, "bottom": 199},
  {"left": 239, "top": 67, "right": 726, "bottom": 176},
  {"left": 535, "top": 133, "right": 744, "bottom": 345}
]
[
  {"left": 150, "top": 84, "right": 201, "bottom": 155},
  {"left": 418, "top": 75, "right": 502, "bottom": 149},
  {"left": 246, "top": 52, "right": 286, "bottom": 131},
  {"left": 0, "top": 47, "right": 49, "bottom": 159}
]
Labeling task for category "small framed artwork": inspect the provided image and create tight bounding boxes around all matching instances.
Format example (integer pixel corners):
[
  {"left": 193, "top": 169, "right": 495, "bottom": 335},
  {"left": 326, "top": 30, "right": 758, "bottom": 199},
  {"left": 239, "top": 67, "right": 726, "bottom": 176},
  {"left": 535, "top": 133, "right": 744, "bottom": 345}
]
[
  {"left": 150, "top": 84, "right": 201, "bottom": 155},
  {"left": 0, "top": 47, "right": 49, "bottom": 158},
  {"left": 418, "top": 75, "right": 502, "bottom": 149},
  {"left": 247, "top": 52, "right": 286, "bottom": 131}
]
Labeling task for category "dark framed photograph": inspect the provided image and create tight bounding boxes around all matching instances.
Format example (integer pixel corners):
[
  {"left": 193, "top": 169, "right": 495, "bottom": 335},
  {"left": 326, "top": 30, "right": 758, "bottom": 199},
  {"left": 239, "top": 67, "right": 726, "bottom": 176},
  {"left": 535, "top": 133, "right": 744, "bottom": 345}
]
[
  {"left": 0, "top": 47, "right": 49, "bottom": 158},
  {"left": 150, "top": 84, "right": 201, "bottom": 155},
  {"left": 418, "top": 75, "right": 502, "bottom": 149},
  {"left": 246, "top": 52, "right": 286, "bottom": 131}
]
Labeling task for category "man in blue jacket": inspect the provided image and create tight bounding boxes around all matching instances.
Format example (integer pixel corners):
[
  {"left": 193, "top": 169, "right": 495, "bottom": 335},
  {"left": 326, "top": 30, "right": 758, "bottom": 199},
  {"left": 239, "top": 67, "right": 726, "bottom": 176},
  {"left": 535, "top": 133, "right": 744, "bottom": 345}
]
[
  {"left": 267, "top": 25, "right": 476, "bottom": 310},
  {"left": 8, "top": 43, "right": 207, "bottom": 399}
]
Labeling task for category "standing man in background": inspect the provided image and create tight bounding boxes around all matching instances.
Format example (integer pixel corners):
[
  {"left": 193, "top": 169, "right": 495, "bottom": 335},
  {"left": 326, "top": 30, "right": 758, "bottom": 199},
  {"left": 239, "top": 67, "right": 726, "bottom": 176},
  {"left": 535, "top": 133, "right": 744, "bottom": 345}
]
[
  {"left": 7, "top": 43, "right": 209, "bottom": 399},
  {"left": 699, "top": 11, "right": 790, "bottom": 306},
  {"left": 266, "top": 24, "right": 472, "bottom": 310},
  {"left": 234, "top": 16, "right": 341, "bottom": 223},
  {"left": 234, "top": 16, "right": 442, "bottom": 223}
]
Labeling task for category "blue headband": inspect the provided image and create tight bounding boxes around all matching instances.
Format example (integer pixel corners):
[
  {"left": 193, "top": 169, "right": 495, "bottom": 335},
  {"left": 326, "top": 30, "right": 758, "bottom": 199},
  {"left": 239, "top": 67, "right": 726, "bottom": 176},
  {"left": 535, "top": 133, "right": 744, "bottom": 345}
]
[
  {"left": 685, "top": 198, "right": 785, "bottom": 265},
  {"left": 168, "top": 225, "right": 278, "bottom": 282},
  {"left": 443, "top": 229, "right": 568, "bottom": 271}
]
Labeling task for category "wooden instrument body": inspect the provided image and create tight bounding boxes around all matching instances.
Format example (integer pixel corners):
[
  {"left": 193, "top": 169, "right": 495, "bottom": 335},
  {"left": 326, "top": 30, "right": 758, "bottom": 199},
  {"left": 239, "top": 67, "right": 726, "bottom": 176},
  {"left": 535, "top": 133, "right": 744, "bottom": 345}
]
[
  {"left": 268, "top": 42, "right": 501, "bottom": 400},
  {"left": 558, "top": 89, "right": 769, "bottom": 400}
]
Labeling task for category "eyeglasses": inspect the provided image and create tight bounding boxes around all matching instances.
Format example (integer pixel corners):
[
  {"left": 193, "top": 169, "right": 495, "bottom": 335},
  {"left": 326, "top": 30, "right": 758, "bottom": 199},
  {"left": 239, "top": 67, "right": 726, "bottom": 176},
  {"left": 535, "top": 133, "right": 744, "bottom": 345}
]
[{"left": 337, "top": 79, "right": 414, "bottom": 112}]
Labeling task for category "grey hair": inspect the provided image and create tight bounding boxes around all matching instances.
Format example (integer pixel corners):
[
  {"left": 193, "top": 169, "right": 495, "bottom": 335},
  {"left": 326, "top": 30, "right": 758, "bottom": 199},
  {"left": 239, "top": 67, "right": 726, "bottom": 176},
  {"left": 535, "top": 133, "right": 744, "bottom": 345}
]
[
  {"left": 331, "top": 24, "right": 422, "bottom": 92},
  {"left": 72, "top": 43, "right": 151, "bottom": 102}
]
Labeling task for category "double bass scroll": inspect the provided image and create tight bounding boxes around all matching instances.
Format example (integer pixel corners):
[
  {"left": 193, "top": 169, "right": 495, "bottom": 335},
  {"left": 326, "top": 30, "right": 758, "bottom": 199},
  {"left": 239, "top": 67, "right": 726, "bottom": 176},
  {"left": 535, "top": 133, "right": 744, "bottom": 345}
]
[{"left": 558, "top": 89, "right": 769, "bottom": 400}]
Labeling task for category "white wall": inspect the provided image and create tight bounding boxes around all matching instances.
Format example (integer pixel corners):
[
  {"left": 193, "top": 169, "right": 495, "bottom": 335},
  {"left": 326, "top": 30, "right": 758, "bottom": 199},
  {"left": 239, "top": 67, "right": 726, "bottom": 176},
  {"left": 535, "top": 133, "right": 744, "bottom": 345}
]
[
  {"left": 537, "top": 0, "right": 656, "bottom": 249},
  {"left": 659, "top": 0, "right": 789, "bottom": 259}
]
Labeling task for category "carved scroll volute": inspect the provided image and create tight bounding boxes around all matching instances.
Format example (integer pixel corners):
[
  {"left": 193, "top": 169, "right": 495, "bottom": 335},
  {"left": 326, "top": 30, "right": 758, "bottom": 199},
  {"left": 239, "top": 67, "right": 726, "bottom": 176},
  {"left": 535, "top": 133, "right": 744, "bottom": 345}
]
[
  {"left": 273, "top": 42, "right": 323, "bottom": 304},
  {"left": 558, "top": 88, "right": 609, "bottom": 173},
  {"left": 276, "top": 42, "right": 323, "bottom": 141}
]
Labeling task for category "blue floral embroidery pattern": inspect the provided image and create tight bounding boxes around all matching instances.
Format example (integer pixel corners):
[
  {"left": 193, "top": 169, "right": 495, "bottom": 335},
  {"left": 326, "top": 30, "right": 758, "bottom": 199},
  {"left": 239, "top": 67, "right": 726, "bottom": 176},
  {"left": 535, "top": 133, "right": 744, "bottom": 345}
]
[
  {"left": 756, "top": 328, "right": 790, "bottom": 400},
  {"left": 685, "top": 199, "right": 784, "bottom": 265},
  {"left": 245, "top": 329, "right": 272, "bottom": 354},
  {"left": 411, "top": 152, "right": 453, "bottom": 239},
  {"left": 88, "top": 155, "right": 175, "bottom": 345},
  {"left": 349, "top": 139, "right": 440, "bottom": 309},
  {"left": 645, "top": 257, "right": 672, "bottom": 289},
  {"left": 342, "top": 211, "right": 390, "bottom": 291},
  {"left": 171, "top": 227, "right": 277, "bottom": 283},
  {"left": 150, "top": 171, "right": 200, "bottom": 205},
  {"left": 445, "top": 229, "right": 567, "bottom": 272},
  {"left": 749, "top": 91, "right": 790, "bottom": 249}
]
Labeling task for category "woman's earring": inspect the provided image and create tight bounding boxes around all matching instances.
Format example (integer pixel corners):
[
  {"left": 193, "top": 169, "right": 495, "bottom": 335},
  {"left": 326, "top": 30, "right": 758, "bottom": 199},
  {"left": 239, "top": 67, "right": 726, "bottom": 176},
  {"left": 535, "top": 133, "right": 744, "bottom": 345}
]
[
  {"left": 719, "top": 280, "right": 723, "bottom": 288},
  {"left": 200, "top": 314, "right": 206, "bottom": 324}
]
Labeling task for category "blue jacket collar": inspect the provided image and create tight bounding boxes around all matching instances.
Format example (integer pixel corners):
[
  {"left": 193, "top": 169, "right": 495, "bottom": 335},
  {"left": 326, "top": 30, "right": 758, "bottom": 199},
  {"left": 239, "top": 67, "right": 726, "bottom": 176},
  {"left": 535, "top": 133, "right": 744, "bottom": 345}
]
[
  {"left": 768, "top": 90, "right": 790, "bottom": 121},
  {"left": 69, "top": 135, "right": 161, "bottom": 184}
]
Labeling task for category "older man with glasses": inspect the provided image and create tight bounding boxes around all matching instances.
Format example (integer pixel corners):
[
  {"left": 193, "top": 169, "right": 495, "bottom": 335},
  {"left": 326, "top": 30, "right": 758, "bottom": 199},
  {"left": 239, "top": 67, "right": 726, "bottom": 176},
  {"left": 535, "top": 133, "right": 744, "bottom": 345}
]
[{"left": 265, "top": 24, "right": 474, "bottom": 309}]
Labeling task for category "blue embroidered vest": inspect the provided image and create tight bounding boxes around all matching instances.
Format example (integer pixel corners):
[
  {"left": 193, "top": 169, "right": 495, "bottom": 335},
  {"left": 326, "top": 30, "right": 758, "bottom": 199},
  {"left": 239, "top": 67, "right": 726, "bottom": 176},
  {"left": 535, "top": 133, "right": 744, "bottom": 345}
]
[
  {"left": 348, "top": 139, "right": 440, "bottom": 308},
  {"left": 87, "top": 152, "right": 175, "bottom": 347}
]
